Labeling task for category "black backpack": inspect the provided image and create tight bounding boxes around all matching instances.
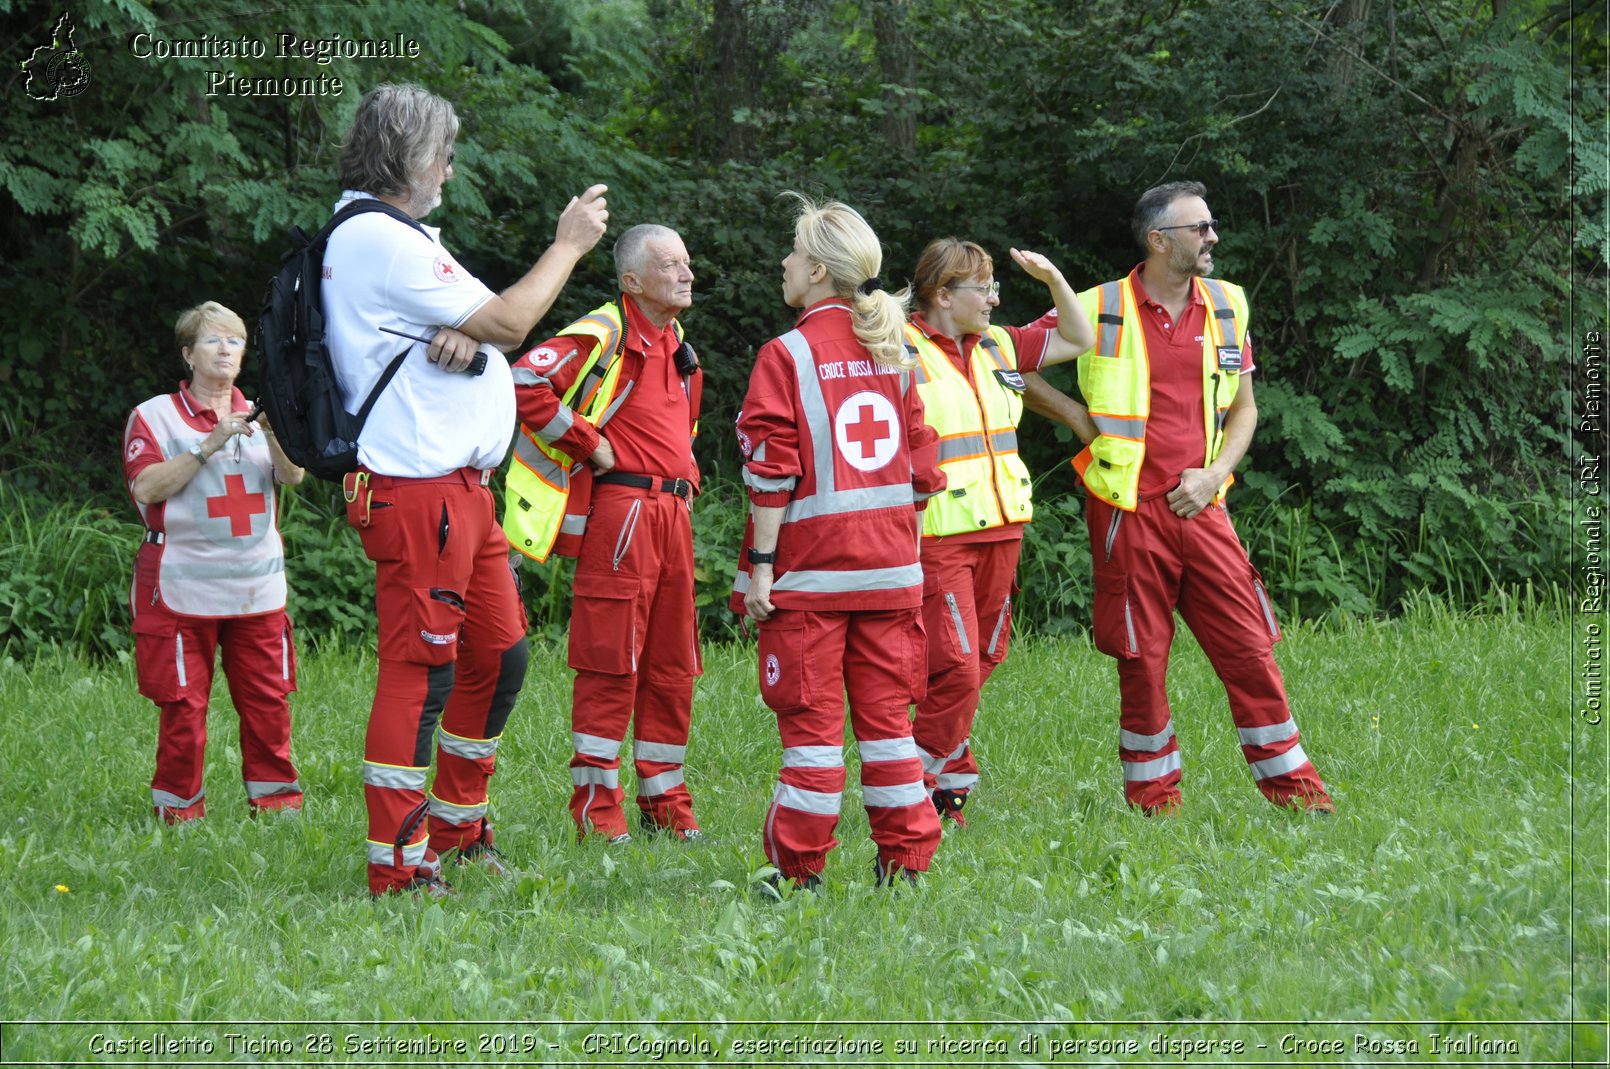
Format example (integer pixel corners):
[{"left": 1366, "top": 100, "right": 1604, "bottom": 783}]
[{"left": 253, "top": 199, "right": 426, "bottom": 481}]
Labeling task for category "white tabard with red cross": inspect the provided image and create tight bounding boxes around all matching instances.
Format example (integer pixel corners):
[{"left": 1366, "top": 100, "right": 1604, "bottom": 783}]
[{"left": 130, "top": 393, "right": 287, "bottom": 618}]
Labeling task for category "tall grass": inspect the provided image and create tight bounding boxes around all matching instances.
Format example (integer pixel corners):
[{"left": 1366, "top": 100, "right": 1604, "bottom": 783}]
[
  {"left": 0, "top": 601, "right": 1599, "bottom": 1064},
  {"left": 2, "top": 472, "right": 1580, "bottom": 663}
]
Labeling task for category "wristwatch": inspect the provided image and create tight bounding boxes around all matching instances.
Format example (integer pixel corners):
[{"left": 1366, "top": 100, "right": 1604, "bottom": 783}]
[
  {"left": 188, "top": 443, "right": 208, "bottom": 464},
  {"left": 747, "top": 548, "right": 777, "bottom": 565}
]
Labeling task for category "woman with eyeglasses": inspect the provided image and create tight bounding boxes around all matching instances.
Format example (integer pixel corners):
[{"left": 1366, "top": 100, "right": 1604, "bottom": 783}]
[
  {"left": 903, "top": 239, "right": 1096, "bottom": 828},
  {"left": 122, "top": 301, "right": 306, "bottom": 824}
]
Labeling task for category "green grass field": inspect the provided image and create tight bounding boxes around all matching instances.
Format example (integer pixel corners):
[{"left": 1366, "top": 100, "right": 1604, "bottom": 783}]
[{"left": 0, "top": 601, "right": 1603, "bottom": 1066}]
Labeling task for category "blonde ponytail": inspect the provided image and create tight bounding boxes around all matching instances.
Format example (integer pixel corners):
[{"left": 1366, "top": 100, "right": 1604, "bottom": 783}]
[{"left": 783, "top": 191, "right": 915, "bottom": 370}]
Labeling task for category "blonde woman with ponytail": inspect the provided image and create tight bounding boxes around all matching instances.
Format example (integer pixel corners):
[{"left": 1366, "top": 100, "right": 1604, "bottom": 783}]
[{"left": 731, "top": 194, "right": 945, "bottom": 893}]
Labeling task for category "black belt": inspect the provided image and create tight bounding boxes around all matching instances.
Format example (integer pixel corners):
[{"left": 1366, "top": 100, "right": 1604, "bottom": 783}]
[{"left": 595, "top": 472, "right": 693, "bottom": 499}]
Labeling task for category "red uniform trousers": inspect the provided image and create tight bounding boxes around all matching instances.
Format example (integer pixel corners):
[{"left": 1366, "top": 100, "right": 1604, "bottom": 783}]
[
  {"left": 913, "top": 536, "right": 1021, "bottom": 805},
  {"left": 1086, "top": 494, "right": 1331, "bottom": 812},
  {"left": 567, "top": 483, "right": 701, "bottom": 840},
  {"left": 756, "top": 607, "right": 941, "bottom": 880},
  {"left": 134, "top": 607, "right": 301, "bottom": 822},
  {"left": 350, "top": 470, "right": 529, "bottom": 895}
]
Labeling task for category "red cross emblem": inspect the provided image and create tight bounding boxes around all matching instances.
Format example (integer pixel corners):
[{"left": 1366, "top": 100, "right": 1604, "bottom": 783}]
[
  {"left": 207, "top": 473, "right": 267, "bottom": 538},
  {"left": 833, "top": 391, "right": 900, "bottom": 473},
  {"left": 844, "top": 403, "right": 891, "bottom": 459}
]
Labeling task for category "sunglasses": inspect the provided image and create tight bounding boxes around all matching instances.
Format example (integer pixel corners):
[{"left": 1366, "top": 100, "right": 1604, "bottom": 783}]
[{"left": 1155, "top": 219, "right": 1220, "bottom": 237}]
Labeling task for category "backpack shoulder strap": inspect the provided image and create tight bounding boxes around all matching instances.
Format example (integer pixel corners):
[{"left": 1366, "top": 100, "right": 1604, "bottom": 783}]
[
  {"left": 314, "top": 200, "right": 428, "bottom": 428},
  {"left": 316, "top": 197, "right": 428, "bottom": 244}
]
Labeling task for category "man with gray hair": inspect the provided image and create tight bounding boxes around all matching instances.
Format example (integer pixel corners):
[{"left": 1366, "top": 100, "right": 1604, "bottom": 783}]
[
  {"left": 505, "top": 223, "right": 704, "bottom": 845},
  {"left": 323, "top": 82, "right": 608, "bottom": 898},
  {"left": 1026, "top": 180, "right": 1333, "bottom": 816}
]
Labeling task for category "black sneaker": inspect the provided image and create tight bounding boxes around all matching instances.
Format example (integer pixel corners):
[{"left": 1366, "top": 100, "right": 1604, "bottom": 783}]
[
  {"left": 931, "top": 788, "right": 969, "bottom": 826},
  {"left": 455, "top": 840, "right": 511, "bottom": 877},
  {"left": 639, "top": 813, "right": 704, "bottom": 842},
  {"left": 873, "top": 858, "right": 919, "bottom": 889},
  {"left": 757, "top": 872, "right": 822, "bottom": 900}
]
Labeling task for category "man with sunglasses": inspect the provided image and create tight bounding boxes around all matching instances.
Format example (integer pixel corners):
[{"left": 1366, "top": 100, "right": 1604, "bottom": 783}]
[{"left": 1025, "top": 180, "right": 1333, "bottom": 816}]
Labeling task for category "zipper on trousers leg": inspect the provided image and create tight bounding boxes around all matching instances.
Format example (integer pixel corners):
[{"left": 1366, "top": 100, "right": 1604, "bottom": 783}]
[{"left": 612, "top": 500, "right": 642, "bottom": 572}]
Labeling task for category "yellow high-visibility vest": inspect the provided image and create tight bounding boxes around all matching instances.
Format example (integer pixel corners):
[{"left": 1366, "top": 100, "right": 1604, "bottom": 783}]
[
  {"left": 1072, "top": 276, "right": 1249, "bottom": 511},
  {"left": 907, "top": 323, "right": 1033, "bottom": 536},
  {"left": 503, "top": 301, "right": 686, "bottom": 561}
]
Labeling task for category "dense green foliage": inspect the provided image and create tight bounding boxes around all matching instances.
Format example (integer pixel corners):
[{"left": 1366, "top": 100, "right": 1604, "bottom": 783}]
[
  {"left": 0, "top": 0, "right": 1602, "bottom": 655},
  {"left": 0, "top": 607, "right": 1598, "bottom": 1057}
]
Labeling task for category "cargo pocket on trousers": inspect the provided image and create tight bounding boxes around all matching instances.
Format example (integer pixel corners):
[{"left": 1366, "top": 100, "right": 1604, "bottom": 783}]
[
  {"left": 755, "top": 613, "right": 810, "bottom": 713},
  {"left": 902, "top": 609, "right": 928, "bottom": 705},
  {"left": 132, "top": 613, "right": 183, "bottom": 702},
  {"left": 920, "top": 569, "right": 969, "bottom": 675},
  {"left": 1091, "top": 572, "right": 1141, "bottom": 660},
  {"left": 382, "top": 587, "right": 465, "bottom": 665},
  {"left": 567, "top": 585, "right": 638, "bottom": 675}
]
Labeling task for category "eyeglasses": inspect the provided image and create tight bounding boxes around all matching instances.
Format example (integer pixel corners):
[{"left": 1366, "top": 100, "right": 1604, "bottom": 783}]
[
  {"left": 1155, "top": 219, "right": 1220, "bottom": 237},
  {"left": 950, "top": 281, "right": 1000, "bottom": 298}
]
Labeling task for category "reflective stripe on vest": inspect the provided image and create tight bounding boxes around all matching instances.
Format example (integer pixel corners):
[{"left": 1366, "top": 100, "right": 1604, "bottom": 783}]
[
  {"left": 765, "top": 328, "right": 918, "bottom": 597},
  {"left": 907, "top": 324, "right": 1032, "bottom": 536},
  {"left": 774, "top": 329, "right": 917, "bottom": 525},
  {"left": 503, "top": 302, "right": 686, "bottom": 561},
  {"left": 1072, "top": 276, "right": 1248, "bottom": 512}
]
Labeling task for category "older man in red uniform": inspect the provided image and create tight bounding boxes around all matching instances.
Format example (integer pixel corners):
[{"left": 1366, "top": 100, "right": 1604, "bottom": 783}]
[{"left": 510, "top": 224, "right": 704, "bottom": 844}]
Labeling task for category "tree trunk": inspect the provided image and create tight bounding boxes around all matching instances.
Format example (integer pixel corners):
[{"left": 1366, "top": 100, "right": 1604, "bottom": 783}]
[
  {"left": 872, "top": 0, "right": 916, "bottom": 159},
  {"left": 706, "top": 0, "right": 762, "bottom": 160}
]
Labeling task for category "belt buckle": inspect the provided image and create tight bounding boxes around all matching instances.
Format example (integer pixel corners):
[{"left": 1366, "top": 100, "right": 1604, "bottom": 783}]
[{"left": 671, "top": 478, "right": 690, "bottom": 499}]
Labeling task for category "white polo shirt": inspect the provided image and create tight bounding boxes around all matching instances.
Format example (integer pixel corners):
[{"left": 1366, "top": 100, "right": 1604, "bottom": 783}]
[{"left": 322, "top": 190, "right": 515, "bottom": 477}]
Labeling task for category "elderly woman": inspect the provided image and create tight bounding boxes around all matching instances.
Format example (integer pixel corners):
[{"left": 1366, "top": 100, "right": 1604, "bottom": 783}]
[
  {"left": 904, "top": 240, "right": 1096, "bottom": 827},
  {"left": 122, "top": 301, "right": 306, "bottom": 823},
  {"left": 732, "top": 195, "right": 945, "bottom": 891}
]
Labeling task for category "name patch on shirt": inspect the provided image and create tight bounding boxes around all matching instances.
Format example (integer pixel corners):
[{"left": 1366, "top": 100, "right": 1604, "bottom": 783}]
[
  {"left": 1216, "top": 346, "right": 1244, "bottom": 372},
  {"left": 993, "top": 369, "right": 1026, "bottom": 392}
]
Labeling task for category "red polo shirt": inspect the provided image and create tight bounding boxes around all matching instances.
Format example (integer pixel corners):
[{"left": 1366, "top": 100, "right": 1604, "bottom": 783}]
[
  {"left": 1127, "top": 266, "right": 1255, "bottom": 498},
  {"left": 1029, "top": 266, "right": 1257, "bottom": 500}
]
